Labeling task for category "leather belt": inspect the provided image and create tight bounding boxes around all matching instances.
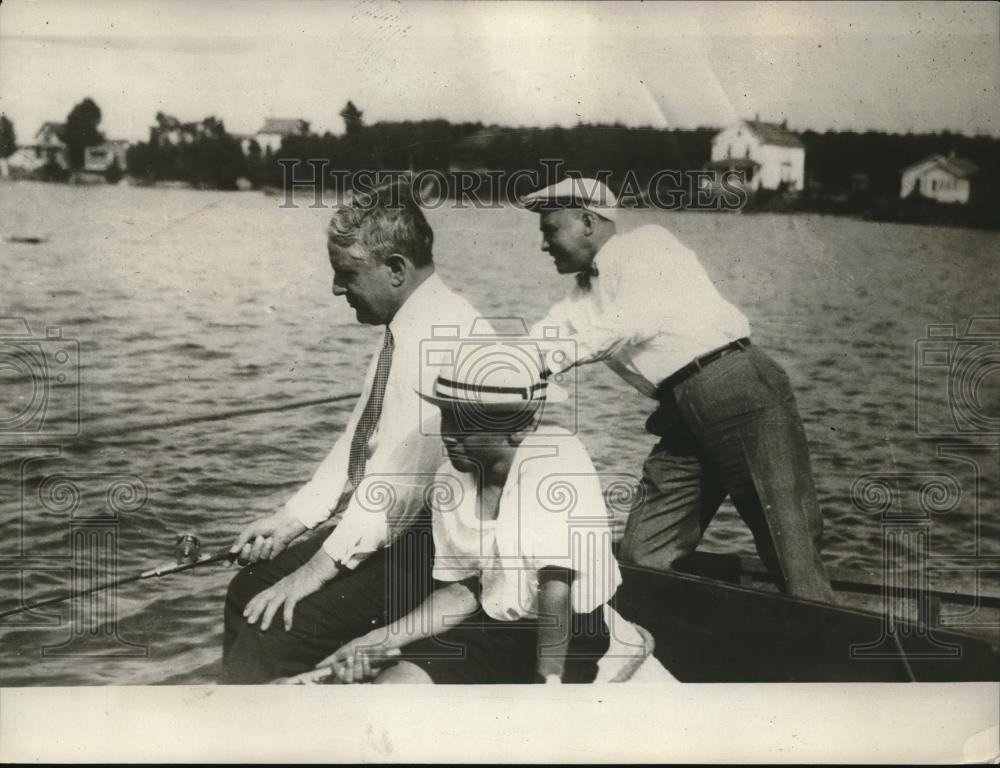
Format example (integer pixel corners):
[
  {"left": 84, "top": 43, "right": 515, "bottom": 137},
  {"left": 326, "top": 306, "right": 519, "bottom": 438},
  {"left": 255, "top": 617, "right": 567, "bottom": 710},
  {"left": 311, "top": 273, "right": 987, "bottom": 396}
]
[{"left": 656, "top": 337, "right": 751, "bottom": 396}]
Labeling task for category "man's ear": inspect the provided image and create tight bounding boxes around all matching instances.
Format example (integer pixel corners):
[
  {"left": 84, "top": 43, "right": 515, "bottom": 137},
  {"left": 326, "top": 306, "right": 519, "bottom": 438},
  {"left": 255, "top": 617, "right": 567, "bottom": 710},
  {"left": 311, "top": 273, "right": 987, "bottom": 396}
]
[
  {"left": 580, "top": 211, "right": 596, "bottom": 235},
  {"left": 385, "top": 253, "right": 409, "bottom": 286}
]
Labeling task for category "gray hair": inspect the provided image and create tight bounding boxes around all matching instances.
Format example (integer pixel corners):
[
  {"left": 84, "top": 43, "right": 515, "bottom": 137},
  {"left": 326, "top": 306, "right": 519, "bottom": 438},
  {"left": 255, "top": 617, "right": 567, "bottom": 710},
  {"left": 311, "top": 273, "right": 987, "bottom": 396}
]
[{"left": 327, "top": 181, "right": 434, "bottom": 267}]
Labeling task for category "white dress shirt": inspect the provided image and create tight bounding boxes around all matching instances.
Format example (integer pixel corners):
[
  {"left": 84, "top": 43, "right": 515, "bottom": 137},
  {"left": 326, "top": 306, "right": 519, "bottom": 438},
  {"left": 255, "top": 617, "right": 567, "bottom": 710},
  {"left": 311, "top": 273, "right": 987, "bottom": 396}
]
[
  {"left": 531, "top": 224, "right": 751, "bottom": 398},
  {"left": 430, "top": 429, "right": 622, "bottom": 621},
  {"left": 284, "top": 272, "right": 490, "bottom": 569}
]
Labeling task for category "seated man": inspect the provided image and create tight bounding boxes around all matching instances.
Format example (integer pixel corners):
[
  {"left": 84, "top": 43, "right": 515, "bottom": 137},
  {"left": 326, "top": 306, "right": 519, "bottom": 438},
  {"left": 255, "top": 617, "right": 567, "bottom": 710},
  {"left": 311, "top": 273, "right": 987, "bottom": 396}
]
[
  {"left": 222, "top": 182, "right": 489, "bottom": 683},
  {"left": 317, "top": 345, "right": 622, "bottom": 684}
]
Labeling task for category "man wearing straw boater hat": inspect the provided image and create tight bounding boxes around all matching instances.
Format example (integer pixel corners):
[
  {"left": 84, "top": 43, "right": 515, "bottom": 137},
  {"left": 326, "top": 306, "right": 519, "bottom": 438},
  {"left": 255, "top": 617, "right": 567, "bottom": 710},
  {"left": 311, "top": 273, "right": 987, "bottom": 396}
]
[
  {"left": 221, "top": 181, "right": 492, "bottom": 683},
  {"left": 520, "top": 177, "right": 834, "bottom": 602},
  {"left": 313, "top": 343, "right": 622, "bottom": 684}
]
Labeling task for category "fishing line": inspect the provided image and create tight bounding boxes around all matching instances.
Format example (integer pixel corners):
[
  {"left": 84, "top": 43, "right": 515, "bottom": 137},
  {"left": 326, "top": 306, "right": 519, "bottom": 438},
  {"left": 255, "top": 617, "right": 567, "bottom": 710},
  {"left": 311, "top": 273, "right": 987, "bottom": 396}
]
[{"left": 80, "top": 392, "right": 361, "bottom": 441}]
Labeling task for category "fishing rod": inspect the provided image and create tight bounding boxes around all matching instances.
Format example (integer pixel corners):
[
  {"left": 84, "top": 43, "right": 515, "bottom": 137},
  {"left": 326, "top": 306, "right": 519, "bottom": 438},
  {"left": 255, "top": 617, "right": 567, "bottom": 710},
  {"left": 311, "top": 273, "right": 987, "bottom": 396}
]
[{"left": 0, "top": 534, "right": 236, "bottom": 620}]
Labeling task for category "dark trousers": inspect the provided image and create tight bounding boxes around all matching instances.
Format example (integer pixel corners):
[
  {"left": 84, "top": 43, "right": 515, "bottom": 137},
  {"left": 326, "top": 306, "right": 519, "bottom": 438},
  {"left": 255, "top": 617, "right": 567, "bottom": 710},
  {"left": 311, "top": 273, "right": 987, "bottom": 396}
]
[
  {"left": 402, "top": 605, "right": 610, "bottom": 684},
  {"left": 619, "top": 345, "right": 835, "bottom": 602},
  {"left": 222, "top": 516, "right": 434, "bottom": 684}
]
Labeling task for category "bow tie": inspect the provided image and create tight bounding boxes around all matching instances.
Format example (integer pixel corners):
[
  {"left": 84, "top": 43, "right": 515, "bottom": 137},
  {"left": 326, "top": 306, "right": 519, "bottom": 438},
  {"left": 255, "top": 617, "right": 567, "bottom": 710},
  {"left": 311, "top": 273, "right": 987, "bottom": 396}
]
[{"left": 576, "top": 263, "right": 599, "bottom": 290}]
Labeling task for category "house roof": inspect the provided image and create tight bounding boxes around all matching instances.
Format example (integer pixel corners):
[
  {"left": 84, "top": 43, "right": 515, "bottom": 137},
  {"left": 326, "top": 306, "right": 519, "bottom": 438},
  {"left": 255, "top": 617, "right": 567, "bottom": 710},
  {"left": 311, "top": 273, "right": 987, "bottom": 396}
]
[
  {"left": 742, "top": 120, "right": 804, "bottom": 148},
  {"left": 257, "top": 118, "right": 310, "bottom": 136},
  {"left": 903, "top": 153, "right": 979, "bottom": 179},
  {"left": 37, "top": 122, "right": 65, "bottom": 136},
  {"left": 937, "top": 155, "right": 979, "bottom": 178}
]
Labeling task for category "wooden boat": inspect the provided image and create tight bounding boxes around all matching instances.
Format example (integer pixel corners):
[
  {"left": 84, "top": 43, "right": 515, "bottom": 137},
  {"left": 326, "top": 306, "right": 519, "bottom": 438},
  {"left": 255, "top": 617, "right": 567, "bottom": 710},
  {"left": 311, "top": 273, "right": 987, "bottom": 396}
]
[
  {"left": 614, "top": 551, "right": 1000, "bottom": 682},
  {"left": 277, "top": 547, "right": 999, "bottom": 685}
]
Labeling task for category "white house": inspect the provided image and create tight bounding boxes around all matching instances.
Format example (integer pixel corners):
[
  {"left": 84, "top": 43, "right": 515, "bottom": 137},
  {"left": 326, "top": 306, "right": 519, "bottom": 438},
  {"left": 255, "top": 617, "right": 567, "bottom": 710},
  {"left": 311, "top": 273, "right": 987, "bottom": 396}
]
[
  {"left": 33, "top": 122, "right": 69, "bottom": 168},
  {"left": 900, "top": 153, "right": 979, "bottom": 204},
  {"left": 254, "top": 118, "right": 311, "bottom": 154},
  {"left": 5, "top": 146, "right": 47, "bottom": 174},
  {"left": 706, "top": 118, "right": 805, "bottom": 193},
  {"left": 5, "top": 122, "right": 68, "bottom": 175},
  {"left": 83, "top": 140, "right": 130, "bottom": 173}
]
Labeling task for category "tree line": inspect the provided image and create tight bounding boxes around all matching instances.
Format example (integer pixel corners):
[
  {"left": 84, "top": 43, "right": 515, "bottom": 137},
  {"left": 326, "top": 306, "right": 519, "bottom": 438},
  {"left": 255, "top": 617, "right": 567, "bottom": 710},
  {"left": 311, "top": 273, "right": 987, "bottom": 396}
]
[{"left": 4, "top": 98, "right": 998, "bottom": 226}]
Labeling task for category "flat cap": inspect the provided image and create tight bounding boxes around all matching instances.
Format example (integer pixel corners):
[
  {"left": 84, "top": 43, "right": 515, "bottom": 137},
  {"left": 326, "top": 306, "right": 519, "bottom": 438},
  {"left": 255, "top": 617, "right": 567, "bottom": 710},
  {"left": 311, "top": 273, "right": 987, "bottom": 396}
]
[{"left": 521, "top": 177, "right": 618, "bottom": 222}]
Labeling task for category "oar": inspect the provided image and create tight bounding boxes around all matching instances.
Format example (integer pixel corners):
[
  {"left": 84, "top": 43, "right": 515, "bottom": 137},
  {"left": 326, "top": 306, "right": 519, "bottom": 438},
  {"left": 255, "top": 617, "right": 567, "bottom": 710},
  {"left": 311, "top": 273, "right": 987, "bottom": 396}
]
[{"left": 0, "top": 534, "right": 236, "bottom": 620}]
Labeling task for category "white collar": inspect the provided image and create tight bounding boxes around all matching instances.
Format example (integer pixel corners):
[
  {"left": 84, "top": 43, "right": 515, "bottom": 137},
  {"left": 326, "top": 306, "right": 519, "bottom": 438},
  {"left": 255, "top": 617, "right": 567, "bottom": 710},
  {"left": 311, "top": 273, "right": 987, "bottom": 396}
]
[{"left": 387, "top": 271, "right": 441, "bottom": 338}]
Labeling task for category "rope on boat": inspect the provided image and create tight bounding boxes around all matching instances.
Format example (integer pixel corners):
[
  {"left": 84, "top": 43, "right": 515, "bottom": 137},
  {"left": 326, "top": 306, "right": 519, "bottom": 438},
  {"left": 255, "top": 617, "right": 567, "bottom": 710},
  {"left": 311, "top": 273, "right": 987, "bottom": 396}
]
[{"left": 82, "top": 392, "right": 361, "bottom": 441}]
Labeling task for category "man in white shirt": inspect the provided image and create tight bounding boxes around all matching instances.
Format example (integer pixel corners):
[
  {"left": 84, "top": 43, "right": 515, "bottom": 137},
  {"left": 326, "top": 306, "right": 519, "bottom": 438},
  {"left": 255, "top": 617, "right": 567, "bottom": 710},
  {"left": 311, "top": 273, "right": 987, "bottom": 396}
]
[
  {"left": 522, "top": 178, "right": 834, "bottom": 603},
  {"left": 221, "top": 182, "right": 490, "bottom": 683},
  {"left": 315, "top": 346, "right": 621, "bottom": 684}
]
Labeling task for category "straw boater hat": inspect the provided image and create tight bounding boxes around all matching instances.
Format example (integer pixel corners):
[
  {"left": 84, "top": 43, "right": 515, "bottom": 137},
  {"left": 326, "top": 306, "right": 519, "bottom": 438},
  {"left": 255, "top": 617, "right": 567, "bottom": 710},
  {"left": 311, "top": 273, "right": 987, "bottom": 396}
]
[
  {"left": 520, "top": 177, "right": 619, "bottom": 222},
  {"left": 417, "top": 342, "right": 568, "bottom": 415}
]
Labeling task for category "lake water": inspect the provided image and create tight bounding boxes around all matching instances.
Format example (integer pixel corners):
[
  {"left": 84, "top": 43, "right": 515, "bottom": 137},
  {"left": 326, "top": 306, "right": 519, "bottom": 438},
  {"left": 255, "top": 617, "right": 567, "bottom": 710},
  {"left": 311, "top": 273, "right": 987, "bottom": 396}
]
[{"left": 1, "top": 181, "right": 998, "bottom": 685}]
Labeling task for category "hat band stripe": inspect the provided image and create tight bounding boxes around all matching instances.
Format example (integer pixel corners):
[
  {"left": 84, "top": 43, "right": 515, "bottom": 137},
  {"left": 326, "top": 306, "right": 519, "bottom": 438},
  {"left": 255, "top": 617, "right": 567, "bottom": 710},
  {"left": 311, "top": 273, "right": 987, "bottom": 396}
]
[
  {"left": 435, "top": 381, "right": 548, "bottom": 403},
  {"left": 436, "top": 378, "right": 547, "bottom": 401},
  {"left": 432, "top": 390, "right": 542, "bottom": 405},
  {"left": 438, "top": 377, "right": 547, "bottom": 395}
]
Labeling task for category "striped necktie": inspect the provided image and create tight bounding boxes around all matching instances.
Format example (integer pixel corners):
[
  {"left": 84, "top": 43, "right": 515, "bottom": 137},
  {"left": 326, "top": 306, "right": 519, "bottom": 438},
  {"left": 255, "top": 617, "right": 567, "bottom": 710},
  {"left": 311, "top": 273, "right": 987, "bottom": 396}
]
[{"left": 347, "top": 327, "right": 394, "bottom": 487}]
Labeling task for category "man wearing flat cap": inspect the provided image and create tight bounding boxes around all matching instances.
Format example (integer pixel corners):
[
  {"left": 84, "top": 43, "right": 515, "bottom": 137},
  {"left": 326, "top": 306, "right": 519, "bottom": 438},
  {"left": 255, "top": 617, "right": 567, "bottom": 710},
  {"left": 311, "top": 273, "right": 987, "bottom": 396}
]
[{"left": 522, "top": 177, "right": 834, "bottom": 602}]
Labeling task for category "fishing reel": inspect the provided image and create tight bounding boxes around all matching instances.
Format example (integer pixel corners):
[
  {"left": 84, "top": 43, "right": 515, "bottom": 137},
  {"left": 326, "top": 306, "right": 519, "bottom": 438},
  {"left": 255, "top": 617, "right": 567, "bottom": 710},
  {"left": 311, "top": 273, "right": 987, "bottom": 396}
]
[
  {"left": 174, "top": 534, "right": 202, "bottom": 565},
  {"left": 1, "top": 532, "right": 229, "bottom": 619}
]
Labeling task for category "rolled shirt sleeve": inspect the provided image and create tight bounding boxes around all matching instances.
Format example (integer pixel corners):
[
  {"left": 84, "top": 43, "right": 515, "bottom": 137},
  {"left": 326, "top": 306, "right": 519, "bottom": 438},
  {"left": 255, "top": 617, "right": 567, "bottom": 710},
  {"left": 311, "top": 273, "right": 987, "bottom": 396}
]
[
  {"left": 429, "top": 469, "right": 479, "bottom": 583},
  {"left": 523, "top": 442, "right": 623, "bottom": 614}
]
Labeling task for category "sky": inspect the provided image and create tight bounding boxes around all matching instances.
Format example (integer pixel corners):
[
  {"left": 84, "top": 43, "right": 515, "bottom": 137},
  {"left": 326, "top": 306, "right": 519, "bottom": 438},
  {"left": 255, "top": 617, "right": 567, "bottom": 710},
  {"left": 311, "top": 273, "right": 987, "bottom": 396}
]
[{"left": 0, "top": 0, "right": 997, "bottom": 143}]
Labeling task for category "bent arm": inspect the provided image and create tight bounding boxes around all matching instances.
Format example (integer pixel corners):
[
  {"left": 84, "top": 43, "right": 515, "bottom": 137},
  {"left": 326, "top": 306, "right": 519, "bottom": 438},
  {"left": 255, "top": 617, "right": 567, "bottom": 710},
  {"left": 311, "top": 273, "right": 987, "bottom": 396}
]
[
  {"left": 362, "top": 579, "right": 479, "bottom": 651},
  {"left": 531, "top": 301, "right": 631, "bottom": 377},
  {"left": 531, "top": 257, "right": 658, "bottom": 377},
  {"left": 318, "top": 579, "right": 478, "bottom": 683},
  {"left": 387, "top": 579, "right": 479, "bottom": 648},
  {"left": 536, "top": 567, "right": 573, "bottom": 682}
]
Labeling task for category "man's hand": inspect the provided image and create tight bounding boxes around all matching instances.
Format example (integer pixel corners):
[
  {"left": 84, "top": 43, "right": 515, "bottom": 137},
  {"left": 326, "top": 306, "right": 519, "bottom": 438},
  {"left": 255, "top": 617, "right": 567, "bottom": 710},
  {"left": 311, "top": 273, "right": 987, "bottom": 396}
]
[
  {"left": 243, "top": 550, "right": 340, "bottom": 632},
  {"left": 230, "top": 510, "right": 307, "bottom": 564},
  {"left": 318, "top": 632, "right": 398, "bottom": 685}
]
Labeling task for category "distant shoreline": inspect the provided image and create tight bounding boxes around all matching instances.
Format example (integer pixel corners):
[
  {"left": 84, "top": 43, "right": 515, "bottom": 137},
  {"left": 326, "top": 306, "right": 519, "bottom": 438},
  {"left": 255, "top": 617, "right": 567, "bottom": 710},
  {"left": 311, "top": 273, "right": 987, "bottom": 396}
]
[{"left": 2, "top": 176, "right": 997, "bottom": 232}]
